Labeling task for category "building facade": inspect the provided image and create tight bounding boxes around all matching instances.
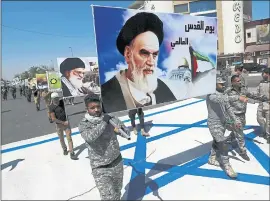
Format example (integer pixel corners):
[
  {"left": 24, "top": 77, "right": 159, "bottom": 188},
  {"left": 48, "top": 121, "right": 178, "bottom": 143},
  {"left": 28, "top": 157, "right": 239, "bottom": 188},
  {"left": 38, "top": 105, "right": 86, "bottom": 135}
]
[
  {"left": 244, "top": 18, "right": 270, "bottom": 66},
  {"left": 129, "top": 0, "right": 252, "bottom": 56}
]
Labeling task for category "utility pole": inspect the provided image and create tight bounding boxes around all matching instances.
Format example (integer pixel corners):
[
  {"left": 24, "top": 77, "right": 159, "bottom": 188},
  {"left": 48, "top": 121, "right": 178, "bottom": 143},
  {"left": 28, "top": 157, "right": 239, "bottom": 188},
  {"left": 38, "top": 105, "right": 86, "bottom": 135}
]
[{"left": 69, "top": 47, "right": 74, "bottom": 57}]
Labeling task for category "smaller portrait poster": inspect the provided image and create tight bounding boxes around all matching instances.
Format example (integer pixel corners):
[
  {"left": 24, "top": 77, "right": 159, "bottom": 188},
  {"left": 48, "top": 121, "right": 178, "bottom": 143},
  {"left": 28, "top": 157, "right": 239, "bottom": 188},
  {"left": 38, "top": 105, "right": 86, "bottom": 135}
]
[
  {"left": 36, "top": 74, "right": 48, "bottom": 89},
  {"left": 56, "top": 57, "right": 101, "bottom": 98},
  {"left": 46, "top": 71, "right": 62, "bottom": 92}
]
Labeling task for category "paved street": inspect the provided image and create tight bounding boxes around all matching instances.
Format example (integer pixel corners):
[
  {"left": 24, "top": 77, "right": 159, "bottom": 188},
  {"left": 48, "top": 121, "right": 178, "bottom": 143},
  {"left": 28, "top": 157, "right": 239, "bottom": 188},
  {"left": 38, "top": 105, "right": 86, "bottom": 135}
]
[
  {"left": 1, "top": 92, "right": 175, "bottom": 145},
  {"left": 1, "top": 73, "right": 262, "bottom": 145},
  {"left": 1, "top": 93, "right": 86, "bottom": 145}
]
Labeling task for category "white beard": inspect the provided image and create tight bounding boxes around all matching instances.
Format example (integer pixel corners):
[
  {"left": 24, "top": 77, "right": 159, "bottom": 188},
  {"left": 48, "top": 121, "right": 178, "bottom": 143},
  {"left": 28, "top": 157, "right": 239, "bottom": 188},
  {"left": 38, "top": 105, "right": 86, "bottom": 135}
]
[
  {"left": 69, "top": 75, "right": 83, "bottom": 89},
  {"left": 130, "top": 58, "right": 158, "bottom": 94}
]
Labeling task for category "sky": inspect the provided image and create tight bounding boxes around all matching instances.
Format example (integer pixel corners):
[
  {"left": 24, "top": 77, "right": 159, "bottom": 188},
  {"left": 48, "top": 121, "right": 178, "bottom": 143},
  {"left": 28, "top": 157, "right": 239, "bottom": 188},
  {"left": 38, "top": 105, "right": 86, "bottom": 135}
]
[{"left": 2, "top": 0, "right": 270, "bottom": 80}]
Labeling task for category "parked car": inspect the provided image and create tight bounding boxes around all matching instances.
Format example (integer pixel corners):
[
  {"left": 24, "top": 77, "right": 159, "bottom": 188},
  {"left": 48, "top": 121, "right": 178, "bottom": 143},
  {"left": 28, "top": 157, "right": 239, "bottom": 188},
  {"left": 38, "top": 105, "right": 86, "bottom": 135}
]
[{"left": 243, "top": 63, "right": 267, "bottom": 72}]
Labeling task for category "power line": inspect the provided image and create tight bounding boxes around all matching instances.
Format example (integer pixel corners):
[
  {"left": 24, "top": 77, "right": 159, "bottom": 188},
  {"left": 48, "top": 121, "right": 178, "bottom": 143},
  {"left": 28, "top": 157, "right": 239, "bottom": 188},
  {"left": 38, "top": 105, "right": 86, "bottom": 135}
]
[{"left": 1, "top": 24, "right": 88, "bottom": 38}]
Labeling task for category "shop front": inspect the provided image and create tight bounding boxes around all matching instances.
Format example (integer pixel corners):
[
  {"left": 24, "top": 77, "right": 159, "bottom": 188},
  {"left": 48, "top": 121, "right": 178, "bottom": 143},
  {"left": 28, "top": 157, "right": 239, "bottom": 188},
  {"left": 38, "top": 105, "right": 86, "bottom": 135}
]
[
  {"left": 256, "top": 50, "right": 270, "bottom": 66},
  {"left": 245, "top": 44, "right": 270, "bottom": 66}
]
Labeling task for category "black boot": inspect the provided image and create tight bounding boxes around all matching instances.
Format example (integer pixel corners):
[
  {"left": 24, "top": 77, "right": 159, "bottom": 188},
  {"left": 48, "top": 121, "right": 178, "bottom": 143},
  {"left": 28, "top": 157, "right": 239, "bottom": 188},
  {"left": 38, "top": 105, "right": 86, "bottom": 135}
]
[
  {"left": 63, "top": 149, "right": 68, "bottom": 155},
  {"left": 239, "top": 152, "right": 250, "bottom": 161},
  {"left": 70, "top": 152, "right": 78, "bottom": 160}
]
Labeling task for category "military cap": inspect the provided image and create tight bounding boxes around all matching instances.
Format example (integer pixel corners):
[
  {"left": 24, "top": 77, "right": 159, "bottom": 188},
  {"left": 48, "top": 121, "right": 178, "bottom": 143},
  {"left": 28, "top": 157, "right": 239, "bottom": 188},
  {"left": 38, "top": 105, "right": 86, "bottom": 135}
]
[
  {"left": 116, "top": 12, "right": 164, "bottom": 55},
  {"left": 216, "top": 76, "right": 226, "bottom": 84}
]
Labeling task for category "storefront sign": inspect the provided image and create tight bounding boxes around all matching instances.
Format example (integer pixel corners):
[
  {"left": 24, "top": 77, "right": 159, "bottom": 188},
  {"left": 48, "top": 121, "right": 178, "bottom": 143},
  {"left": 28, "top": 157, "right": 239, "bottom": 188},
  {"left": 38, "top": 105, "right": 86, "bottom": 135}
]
[{"left": 260, "top": 51, "right": 270, "bottom": 56}]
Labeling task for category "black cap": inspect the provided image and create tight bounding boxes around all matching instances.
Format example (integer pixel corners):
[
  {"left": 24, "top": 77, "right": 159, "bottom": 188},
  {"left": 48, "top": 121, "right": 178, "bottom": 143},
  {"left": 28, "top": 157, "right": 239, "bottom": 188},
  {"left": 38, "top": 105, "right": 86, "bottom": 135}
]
[
  {"left": 116, "top": 12, "right": 164, "bottom": 55},
  {"left": 60, "top": 58, "right": 85, "bottom": 75}
]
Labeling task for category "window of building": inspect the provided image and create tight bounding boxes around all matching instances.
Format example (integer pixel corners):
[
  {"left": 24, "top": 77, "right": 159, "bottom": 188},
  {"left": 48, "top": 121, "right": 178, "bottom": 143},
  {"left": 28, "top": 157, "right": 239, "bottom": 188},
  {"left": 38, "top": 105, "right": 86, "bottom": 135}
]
[
  {"left": 197, "top": 12, "right": 217, "bottom": 17},
  {"left": 174, "top": 3, "right": 189, "bottom": 13},
  {"left": 247, "top": 32, "right": 251, "bottom": 38},
  {"left": 189, "top": 1, "right": 216, "bottom": 13}
]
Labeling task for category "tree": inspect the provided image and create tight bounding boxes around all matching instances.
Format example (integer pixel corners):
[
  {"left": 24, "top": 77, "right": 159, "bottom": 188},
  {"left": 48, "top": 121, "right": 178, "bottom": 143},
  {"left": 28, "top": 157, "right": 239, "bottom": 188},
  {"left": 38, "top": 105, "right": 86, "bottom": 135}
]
[
  {"left": 20, "top": 71, "right": 30, "bottom": 80},
  {"left": 14, "top": 64, "right": 54, "bottom": 81},
  {"left": 14, "top": 74, "right": 21, "bottom": 79},
  {"left": 40, "top": 65, "right": 55, "bottom": 71},
  {"left": 28, "top": 65, "right": 53, "bottom": 78}
]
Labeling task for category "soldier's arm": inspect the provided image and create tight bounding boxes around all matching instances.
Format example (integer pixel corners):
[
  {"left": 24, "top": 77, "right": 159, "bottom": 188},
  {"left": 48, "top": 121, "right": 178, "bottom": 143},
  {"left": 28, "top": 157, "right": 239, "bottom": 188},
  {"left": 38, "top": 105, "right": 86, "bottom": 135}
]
[
  {"left": 208, "top": 93, "right": 228, "bottom": 104},
  {"left": 78, "top": 120, "right": 108, "bottom": 143},
  {"left": 245, "top": 84, "right": 267, "bottom": 101}
]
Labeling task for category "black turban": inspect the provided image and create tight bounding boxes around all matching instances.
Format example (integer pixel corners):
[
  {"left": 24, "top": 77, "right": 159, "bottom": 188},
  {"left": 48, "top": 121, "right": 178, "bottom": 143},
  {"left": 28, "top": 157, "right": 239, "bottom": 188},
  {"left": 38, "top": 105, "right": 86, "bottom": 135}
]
[
  {"left": 60, "top": 58, "right": 85, "bottom": 74},
  {"left": 116, "top": 12, "right": 164, "bottom": 55}
]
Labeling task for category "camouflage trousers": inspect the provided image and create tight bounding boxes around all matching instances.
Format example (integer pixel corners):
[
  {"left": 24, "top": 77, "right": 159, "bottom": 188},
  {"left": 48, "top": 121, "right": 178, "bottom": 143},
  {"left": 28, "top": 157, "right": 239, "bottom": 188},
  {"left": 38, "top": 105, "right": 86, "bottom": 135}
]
[
  {"left": 257, "top": 104, "right": 270, "bottom": 137},
  {"left": 92, "top": 155, "right": 124, "bottom": 200},
  {"left": 207, "top": 120, "right": 229, "bottom": 165},
  {"left": 229, "top": 114, "right": 247, "bottom": 154}
]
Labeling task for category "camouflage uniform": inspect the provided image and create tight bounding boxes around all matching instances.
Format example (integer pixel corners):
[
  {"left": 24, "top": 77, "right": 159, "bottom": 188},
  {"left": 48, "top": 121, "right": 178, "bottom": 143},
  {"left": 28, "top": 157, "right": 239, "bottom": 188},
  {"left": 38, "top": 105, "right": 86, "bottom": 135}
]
[
  {"left": 206, "top": 88, "right": 240, "bottom": 178},
  {"left": 225, "top": 84, "right": 269, "bottom": 151},
  {"left": 224, "top": 88, "right": 248, "bottom": 155},
  {"left": 254, "top": 79, "right": 270, "bottom": 141},
  {"left": 78, "top": 115, "right": 127, "bottom": 200},
  {"left": 240, "top": 73, "right": 248, "bottom": 89}
]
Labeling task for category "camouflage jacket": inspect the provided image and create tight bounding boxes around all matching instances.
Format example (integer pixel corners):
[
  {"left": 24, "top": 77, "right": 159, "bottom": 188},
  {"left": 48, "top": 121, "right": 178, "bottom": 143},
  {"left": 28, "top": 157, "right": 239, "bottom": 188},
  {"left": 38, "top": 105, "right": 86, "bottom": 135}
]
[
  {"left": 206, "top": 91, "right": 239, "bottom": 125},
  {"left": 225, "top": 86, "right": 268, "bottom": 114},
  {"left": 78, "top": 114, "right": 126, "bottom": 169},
  {"left": 253, "top": 80, "right": 270, "bottom": 111}
]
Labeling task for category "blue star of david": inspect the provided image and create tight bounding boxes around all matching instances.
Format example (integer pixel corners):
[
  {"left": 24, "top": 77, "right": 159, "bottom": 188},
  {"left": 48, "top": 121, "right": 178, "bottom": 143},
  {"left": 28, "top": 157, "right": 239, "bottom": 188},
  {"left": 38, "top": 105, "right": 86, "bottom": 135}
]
[{"left": 119, "top": 112, "right": 270, "bottom": 200}]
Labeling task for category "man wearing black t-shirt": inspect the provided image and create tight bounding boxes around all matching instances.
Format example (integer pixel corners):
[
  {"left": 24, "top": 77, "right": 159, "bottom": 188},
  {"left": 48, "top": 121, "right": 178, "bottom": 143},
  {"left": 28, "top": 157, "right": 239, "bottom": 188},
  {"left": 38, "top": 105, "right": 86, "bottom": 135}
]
[
  {"left": 49, "top": 92, "right": 77, "bottom": 160},
  {"left": 32, "top": 86, "right": 41, "bottom": 111}
]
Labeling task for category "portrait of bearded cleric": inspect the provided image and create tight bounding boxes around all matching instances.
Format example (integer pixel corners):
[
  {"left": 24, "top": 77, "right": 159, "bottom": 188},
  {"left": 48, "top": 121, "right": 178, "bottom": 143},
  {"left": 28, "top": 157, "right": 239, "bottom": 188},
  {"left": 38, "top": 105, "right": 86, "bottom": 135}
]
[
  {"left": 100, "top": 11, "right": 176, "bottom": 113},
  {"left": 57, "top": 57, "right": 101, "bottom": 98},
  {"left": 93, "top": 6, "right": 218, "bottom": 113}
]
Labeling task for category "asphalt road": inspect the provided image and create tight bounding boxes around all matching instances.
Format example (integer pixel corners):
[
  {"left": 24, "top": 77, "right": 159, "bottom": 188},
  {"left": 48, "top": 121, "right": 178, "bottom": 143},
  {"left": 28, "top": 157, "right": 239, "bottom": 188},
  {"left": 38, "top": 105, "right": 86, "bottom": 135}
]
[
  {"left": 1, "top": 91, "right": 180, "bottom": 145},
  {"left": 1, "top": 93, "right": 86, "bottom": 145},
  {"left": 1, "top": 73, "right": 262, "bottom": 145}
]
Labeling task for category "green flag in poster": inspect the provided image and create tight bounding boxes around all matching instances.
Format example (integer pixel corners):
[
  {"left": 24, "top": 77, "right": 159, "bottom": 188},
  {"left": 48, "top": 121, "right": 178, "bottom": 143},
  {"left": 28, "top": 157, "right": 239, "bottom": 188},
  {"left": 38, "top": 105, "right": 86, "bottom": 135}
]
[{"left": 47, "top": 71, "right": 62, "bottom": 92}]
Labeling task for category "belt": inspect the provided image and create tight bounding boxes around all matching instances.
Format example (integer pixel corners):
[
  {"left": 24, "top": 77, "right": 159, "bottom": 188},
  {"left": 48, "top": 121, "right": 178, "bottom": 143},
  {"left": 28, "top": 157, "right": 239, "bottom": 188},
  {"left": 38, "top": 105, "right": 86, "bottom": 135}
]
[
  {"left": 95, "top": 154, "right": 122, "bottom": 169},
  {"left": 235, "top": 112, "right": 245, "bottom": 116}
]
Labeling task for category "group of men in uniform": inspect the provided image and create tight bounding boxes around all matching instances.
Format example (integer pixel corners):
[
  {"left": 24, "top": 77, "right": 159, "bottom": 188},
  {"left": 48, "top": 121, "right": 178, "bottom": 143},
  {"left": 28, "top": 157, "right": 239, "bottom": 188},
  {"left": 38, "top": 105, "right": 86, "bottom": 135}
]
[{"left": 207, "top": 65, "right": 270, "bottom": 178}]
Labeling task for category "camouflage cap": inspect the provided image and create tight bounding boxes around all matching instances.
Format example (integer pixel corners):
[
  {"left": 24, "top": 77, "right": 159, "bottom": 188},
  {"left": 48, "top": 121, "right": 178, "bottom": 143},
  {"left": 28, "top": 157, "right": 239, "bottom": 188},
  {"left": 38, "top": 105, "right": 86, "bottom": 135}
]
[{"left": 216, "top": 76, "right": 226, "bottom": 84}]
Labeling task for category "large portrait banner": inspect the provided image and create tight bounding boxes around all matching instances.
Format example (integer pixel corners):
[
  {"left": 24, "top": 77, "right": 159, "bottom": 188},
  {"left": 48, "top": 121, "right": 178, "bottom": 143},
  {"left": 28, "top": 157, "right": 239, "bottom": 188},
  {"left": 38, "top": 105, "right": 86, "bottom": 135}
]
[
  {"left": 92, "top": 6, "right": 218, "bottom": 113},
  {"left": 56, "top": 57, "right": 101, "bottom": 98}
]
